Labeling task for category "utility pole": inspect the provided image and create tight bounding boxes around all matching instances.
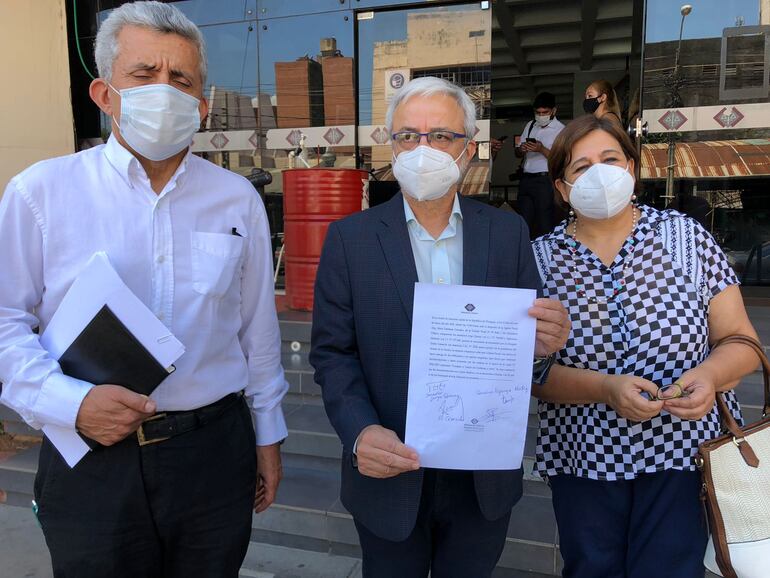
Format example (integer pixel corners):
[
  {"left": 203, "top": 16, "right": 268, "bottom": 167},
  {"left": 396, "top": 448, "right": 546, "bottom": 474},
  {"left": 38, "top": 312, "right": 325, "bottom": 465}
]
[{"left": 664, "top": 4, "right": 692, "bottom": 206}]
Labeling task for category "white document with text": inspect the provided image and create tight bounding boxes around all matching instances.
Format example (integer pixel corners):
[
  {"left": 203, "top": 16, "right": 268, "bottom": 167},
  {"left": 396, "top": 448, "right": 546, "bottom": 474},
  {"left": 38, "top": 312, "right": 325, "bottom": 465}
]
[{"left": 405, "top": 283, "right": 536, "bottom": 470}]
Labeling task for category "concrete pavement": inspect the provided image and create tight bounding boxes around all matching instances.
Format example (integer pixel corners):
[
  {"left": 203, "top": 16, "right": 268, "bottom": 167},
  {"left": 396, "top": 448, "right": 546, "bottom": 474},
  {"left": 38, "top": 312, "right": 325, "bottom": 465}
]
[
  {"left": 0, "top": 503, "right": 52, "bottom": 578},
  {"left": 0, "top": 504, "right": 363, "bottom": 578}
]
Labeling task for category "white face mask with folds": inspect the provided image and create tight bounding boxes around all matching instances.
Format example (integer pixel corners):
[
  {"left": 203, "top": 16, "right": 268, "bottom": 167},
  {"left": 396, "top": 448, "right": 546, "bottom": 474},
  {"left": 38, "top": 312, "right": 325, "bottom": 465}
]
[
  {"left": 534, "top": 114, "right": 553, "bottom": 128},
  {"left": 110, "top": 83, "right": 201, "bottom": 161},
  {"left": 564, "top": 162, "right": 635, "bottom": 220},
  {"left": 392, "top": 145, "right": 467, "bottom": 202}
]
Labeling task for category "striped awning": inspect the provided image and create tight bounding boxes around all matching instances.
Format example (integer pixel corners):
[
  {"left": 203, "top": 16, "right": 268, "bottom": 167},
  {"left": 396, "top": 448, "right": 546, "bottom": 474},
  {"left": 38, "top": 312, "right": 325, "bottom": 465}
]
[
  {"left": 641, "top": 140, "right": 770, "bottom": 180},
  {"left": 376, "top": 162, "right": 490, "bottom": 197},
  {"left": 459, "top": 163, "right": 490, "bottom": 197}
]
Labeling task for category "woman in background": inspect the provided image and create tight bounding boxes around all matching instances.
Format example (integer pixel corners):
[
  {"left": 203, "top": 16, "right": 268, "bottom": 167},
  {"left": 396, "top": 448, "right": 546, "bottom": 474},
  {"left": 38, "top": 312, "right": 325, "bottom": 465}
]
[{"left": 583, "top": 79, "right": 623, "bottom": 128}]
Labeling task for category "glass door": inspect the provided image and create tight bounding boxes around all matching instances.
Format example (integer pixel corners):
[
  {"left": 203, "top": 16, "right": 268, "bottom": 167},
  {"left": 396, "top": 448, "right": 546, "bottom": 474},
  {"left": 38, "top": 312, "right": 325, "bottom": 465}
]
[
  {"left": 489, "top": 0, "right": 644, "bottom": 213},
  {"left": 356, "top": 1, "right": 492, "bottom": 202},
  {"left": 639, "top": 0, "right": 770, "bottom": 286}
]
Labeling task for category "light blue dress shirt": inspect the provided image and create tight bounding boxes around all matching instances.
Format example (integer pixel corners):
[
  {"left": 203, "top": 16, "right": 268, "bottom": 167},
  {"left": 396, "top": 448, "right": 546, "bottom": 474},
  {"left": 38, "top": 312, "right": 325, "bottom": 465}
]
[{"left": 403, "top": 194, "right": 463, "bottom": 285}]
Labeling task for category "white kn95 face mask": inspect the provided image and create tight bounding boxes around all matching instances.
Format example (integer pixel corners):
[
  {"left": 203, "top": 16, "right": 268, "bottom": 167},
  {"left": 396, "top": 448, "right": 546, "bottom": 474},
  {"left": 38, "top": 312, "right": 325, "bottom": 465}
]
[
  {"left": 564, "top": 163, "right": 634, "bottom": 220},
  {"left": 392, "top": 145, "right": 467, "bottom": 202}
]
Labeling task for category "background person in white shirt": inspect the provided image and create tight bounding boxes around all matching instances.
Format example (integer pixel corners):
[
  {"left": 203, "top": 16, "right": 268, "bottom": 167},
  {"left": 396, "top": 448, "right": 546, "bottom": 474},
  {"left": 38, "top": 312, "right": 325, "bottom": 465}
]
[
  {"left": 514, "top": 92, "right": 565, "bottom": 239},
  {"left": 0, "top": 3, "right": 287, "bottom": 576}
]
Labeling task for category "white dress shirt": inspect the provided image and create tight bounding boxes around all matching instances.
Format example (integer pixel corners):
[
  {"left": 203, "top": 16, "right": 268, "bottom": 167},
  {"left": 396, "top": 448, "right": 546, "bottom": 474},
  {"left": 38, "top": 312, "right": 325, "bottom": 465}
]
[
  {"left": 0, "top": 136, "right": 288, "bottom": 445},
  {"left": 403, "top": 193, "right": 463, "bottom": 285},
  {"left": 519, "top": 118, "right": 565, "bottom": 174}
]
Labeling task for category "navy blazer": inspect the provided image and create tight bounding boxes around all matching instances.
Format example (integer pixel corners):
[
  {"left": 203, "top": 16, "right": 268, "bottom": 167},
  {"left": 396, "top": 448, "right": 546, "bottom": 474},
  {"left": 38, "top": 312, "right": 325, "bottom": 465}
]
[{"left": 309, "top": 192, "right": 541, "bottom": 541}]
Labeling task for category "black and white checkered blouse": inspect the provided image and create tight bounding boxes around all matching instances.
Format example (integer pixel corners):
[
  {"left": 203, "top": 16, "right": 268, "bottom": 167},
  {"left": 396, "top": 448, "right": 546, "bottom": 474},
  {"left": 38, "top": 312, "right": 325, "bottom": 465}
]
[{"left": 531, "top": 205, "right": 742, "bottom": 480}]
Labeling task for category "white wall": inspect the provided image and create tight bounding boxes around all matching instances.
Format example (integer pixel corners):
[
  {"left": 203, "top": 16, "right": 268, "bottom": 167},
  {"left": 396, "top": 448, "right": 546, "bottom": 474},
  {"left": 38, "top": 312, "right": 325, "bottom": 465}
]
[{"left": 0, "top": 0, "right": 75, "bottom": 192}]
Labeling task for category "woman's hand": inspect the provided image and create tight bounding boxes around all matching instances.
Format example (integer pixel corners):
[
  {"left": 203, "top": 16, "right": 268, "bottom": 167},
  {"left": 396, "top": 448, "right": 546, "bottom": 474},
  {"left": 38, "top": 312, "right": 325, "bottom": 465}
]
[
  {"left": 663, "top": 368, "right": 717, "bottom": 421},
  {"left": 601, "top": 374, "right": 664, "bottom": 421}
]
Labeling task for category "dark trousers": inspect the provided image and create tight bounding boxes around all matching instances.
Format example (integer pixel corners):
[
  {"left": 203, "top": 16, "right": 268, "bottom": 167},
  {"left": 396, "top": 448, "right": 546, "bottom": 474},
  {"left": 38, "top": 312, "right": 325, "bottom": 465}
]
[
  {"left": 517, "top": 174, "right": 556, "bottom": 239},
  {"left": 35, "top": 397, "right": 257, "bottom": 578},
  {"left": 354, "top": 469, "right": 511, "bottom": 578},
  {"left": 550, "top": 470, "right": 708, "bottom": 578}
]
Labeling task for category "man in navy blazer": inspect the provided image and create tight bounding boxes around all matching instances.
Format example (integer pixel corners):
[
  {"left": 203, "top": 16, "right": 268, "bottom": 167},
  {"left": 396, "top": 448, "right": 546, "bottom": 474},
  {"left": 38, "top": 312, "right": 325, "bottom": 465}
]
[{"left": 310, "top": 77, "right": 570, "bottom": 577}]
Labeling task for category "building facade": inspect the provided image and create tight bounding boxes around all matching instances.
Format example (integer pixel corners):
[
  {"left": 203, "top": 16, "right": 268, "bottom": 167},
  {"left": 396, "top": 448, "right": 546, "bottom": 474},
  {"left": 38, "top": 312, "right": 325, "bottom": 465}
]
[
  {"left": 49, "top": 0, "right": 770, "bottom": 289},
  {"left": 491, "top": 0, "right": 770, "bottom": 288},
  {"left": 0, "top": 0, "right": 75, "bottom": 189}
]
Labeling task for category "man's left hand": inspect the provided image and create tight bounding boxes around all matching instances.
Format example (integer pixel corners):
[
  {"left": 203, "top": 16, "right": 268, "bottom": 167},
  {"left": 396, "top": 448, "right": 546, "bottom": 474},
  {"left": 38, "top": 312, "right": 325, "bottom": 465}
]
[
  {"left": 529, "top": 298, "right": 570, "bottom": 357},
  {"left": 254, "top": 443, "right": 283, "bottom": 513},
  {"left": 521, "top": 140, "right": 543, "bottom": 153},
  {"left": 529, "top": 140, "right": 544, "bottom": 153}
]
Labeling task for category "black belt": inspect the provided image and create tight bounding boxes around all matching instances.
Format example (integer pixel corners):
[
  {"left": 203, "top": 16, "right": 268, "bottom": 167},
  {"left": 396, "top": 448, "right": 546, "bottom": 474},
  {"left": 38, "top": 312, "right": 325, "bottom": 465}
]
[
  {"left": 136, "top": 392, "right": 242, "bottom": 446},
  {"left": 521, "top": 171, "right": 549, "bottom": 178}
]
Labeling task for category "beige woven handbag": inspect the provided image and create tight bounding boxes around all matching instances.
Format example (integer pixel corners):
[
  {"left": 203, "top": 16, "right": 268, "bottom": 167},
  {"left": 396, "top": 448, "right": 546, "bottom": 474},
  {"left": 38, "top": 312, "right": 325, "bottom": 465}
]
[{"left": 697, "top": 335, "right": 770, "bottom": 578}]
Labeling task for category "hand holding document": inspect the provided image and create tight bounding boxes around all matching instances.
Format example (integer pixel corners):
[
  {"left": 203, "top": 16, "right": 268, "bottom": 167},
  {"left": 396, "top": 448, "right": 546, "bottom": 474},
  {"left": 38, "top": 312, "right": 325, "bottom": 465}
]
[
  {"left": 405, "top": 283, "right": 536, "bottom": 470},
  {"left": 40, "top": 252, "right": 185, "bottom": 467}
]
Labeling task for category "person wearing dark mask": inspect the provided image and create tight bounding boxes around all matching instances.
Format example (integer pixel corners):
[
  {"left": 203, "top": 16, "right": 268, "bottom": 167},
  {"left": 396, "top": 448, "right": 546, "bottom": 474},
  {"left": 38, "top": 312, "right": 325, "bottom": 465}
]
[
  {"left": 514, "top": 92, "right": 565, "bottom": 239},
  {"left": 310, "top": 76, "right": 571, "bottom": 578},
  {"left": 0, "top": 3, "right": 287, "bottom": 576},
  {"left": 583, "top": 79, "right": 623, "bottom": 129},
  {"left": 530, "top": 114, "right": 758, "bottom": 578}
]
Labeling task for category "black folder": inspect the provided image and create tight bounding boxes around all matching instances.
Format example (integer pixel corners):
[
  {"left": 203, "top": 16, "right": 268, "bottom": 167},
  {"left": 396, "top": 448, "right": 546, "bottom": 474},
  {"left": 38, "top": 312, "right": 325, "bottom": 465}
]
[{"left": 58, "top": 304, "right": 174, "bottom": 397}]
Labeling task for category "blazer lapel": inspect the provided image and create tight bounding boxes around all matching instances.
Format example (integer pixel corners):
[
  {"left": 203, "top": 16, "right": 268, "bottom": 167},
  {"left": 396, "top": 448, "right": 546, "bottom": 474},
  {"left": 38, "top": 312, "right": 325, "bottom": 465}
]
[
  {"left": 377, "top": 193, "right": 419, "bottom": 322},
  {"left": 460, "top": 196, "right": 490, "bottom": 287}
]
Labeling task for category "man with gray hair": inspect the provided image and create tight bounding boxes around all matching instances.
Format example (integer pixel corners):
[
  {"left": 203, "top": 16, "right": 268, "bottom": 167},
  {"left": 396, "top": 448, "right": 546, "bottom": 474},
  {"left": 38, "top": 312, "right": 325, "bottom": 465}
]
[
  {"left": 310, "top": 76, "right": 570, "bottom": 576},
  {"left": 0, "top": 2, "right": 286, "bottom": 576}
]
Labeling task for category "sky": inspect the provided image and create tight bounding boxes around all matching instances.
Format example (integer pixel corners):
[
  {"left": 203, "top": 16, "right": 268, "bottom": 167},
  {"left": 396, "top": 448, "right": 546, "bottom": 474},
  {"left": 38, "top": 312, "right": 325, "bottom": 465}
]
[
  {"left": 645, "top": 0, "right": 760, "bottom": 42},
  {"left": 97, "top": 1, "right": 479, "bottom": 125},
  {"left": 94, "top": 0, "right": 763, "bottom": 125}
]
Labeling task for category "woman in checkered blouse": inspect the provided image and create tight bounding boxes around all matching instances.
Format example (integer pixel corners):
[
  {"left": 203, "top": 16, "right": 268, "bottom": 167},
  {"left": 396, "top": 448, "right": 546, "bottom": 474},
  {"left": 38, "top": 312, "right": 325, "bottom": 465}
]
[{"left": 530, "top": 115, "right": 759, "bottom": 578}]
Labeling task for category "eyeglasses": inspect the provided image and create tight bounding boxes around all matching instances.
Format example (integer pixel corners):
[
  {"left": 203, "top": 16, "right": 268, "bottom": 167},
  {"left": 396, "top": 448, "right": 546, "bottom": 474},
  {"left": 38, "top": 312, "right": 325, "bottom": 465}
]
[
  {"left": 391, "top": 130, "right": 467, "bottom": 151},
  {"left": 641, "top": 382, "right": 691, "bottom": 401}
]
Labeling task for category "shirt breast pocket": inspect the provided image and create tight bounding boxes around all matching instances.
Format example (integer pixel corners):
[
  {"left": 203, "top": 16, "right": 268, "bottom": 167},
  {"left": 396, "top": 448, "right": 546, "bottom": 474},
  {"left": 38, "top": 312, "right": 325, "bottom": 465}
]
[{"left": 190, "top": 232, "right": 245, "bottom": 298}]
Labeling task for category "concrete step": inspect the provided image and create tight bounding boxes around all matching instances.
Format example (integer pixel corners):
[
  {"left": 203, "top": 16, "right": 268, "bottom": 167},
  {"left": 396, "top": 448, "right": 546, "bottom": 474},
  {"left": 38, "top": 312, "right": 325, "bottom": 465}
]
[
  {"left": 283, "top": 403, "right": 341, "bottom": 461},
  {"left": 0, "top": 441, "right": 39, "bottom": 508},
  {"left": 0, "top": 500, "right": 717, "bottom": 578},
  {"left": 239, "top": 538, "right": 362, "bottom": 578},
  {"left": 1, "top": 306, "right": 764, "bottom": 577},
  {"left": 746, "top": 306, "right": 770, "bottom": 338},
  {"left": 0, "top": 406, "right": 38, "bottom": 437},
  {"left": 278, "top": 311, "right": 313, "bottom": 343},
  {"left": 250, "top": 464, "right": 561, "bottom": 575},
  {"left": 734, "top": 371, "right": 767, "bottom": 407},
  {"left": 0, "top": 444, "right": 561, "bottom": 575},
  {"left": 0, "top": 501, "right": 558, "bottom": 578},
  {"left": 2, "top": 371, "right": 762, "bottom": 470},
  {"left": 1, "top": 400, "right": 542, "bottom": 478}
]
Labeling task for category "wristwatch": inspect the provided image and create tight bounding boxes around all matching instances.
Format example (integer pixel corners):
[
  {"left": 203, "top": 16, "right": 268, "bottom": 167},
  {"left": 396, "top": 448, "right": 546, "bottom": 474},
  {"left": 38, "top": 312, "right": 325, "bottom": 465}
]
[{"left": 532, "top": 354, "right": 556, "bottom": 385}]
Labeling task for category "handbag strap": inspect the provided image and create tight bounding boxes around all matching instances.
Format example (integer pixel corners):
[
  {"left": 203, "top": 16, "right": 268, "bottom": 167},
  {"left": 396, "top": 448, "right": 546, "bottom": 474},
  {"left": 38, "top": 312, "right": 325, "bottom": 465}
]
[
  {"left": 712, "top": 334, "right": 770, "bottom": 417},
  {"left": 711, "top": 335, "right": 769, "bottom": 468}
]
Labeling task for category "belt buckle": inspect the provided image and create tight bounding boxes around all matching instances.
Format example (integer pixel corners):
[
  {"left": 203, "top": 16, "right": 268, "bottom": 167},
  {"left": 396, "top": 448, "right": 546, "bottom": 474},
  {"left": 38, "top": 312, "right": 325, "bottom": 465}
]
[{"left": 137, "top": 413, "right": 169, "bottom": 447}]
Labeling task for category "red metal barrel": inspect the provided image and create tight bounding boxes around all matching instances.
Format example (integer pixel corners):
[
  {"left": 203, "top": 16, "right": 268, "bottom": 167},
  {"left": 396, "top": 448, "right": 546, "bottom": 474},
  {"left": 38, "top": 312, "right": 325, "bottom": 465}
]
[{"left": 283, "top": 168, "right": 367, "bottom": 311}]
